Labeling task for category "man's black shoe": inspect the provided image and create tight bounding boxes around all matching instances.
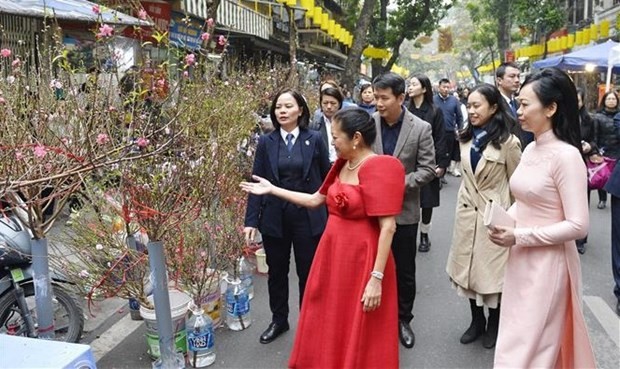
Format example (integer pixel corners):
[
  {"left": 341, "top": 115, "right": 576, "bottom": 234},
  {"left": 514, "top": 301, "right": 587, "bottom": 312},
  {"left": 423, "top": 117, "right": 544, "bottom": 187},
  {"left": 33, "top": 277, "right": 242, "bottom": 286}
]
[
  {"left": 259, "top": 322, "right": 290, "bottom": 344},
  {"left": 576, "top": 241, "right": 586, "bottom": 255},
  {"left": 398, "top": 321, "right": 415, "bottom": 348}
]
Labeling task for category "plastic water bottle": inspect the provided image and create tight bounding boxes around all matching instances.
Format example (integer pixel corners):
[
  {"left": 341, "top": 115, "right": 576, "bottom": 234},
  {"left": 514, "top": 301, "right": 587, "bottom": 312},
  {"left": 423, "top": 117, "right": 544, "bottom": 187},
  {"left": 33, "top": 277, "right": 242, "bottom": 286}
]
[
  {"left": 238, "top": 256, "right": 255, "bottom": 299},
  {"left": 225, "top": 277, "right": 252, "bottom": 331},
  {"left": 186, "top": 302, "right": 216, "bottom": 367}
]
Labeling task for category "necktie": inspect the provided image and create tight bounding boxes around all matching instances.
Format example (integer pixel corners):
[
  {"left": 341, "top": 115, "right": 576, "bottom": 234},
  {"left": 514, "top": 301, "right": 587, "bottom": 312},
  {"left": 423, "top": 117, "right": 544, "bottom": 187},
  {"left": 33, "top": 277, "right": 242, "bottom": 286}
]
[
  {"left": 509, "top": 99, "right": 518, "bottom": 116},
  {"left": 286, "top": 133, "right": 294, "bottom": 153}
]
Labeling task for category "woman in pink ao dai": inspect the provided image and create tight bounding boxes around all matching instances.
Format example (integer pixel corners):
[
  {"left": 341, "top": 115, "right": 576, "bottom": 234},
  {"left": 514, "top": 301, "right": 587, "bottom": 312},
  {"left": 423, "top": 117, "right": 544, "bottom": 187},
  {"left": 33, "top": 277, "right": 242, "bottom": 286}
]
[{"left": 488, "top": 68, "right": 596, "bottom": 368}]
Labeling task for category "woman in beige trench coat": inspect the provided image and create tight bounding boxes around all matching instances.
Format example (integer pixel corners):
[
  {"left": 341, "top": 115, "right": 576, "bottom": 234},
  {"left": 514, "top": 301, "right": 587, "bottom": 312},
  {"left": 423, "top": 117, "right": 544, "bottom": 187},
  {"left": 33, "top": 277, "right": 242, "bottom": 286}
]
[{"left": 446, "top": 84, "right": 522, "bottom": 349}]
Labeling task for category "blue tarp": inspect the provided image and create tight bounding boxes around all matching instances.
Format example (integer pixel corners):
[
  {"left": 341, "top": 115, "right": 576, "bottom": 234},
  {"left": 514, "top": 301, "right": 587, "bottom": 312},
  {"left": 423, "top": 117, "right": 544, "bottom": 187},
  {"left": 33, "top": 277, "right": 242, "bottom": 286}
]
[
  {"left": 532, "top": 40, "right": 620, "bottom": 72},
  {"left": 0, "top": 0, "right": 150, "bottom": 26}
]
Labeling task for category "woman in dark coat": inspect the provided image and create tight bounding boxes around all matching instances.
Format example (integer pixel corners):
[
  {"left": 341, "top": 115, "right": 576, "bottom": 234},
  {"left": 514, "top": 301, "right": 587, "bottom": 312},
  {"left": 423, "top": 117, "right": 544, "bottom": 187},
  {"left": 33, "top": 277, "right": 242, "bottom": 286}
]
[
  {"left": 593, "top": 91, "right": 620, "bottom": 209},
  {"left": 576, "top": 88, "right": 596, "bottom": 254},
  {"left": 405, "top": 74, "right": 449, "bottom": 251}
]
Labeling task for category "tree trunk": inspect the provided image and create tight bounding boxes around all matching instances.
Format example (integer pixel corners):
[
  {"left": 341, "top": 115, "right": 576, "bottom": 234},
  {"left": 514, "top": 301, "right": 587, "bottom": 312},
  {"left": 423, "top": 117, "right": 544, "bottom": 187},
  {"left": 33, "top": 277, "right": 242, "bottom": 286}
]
[
  {"left": 342, "top": 0, "right": 378, "bottom": 90},
  {"left": 371, "top": 58, "right": 384, "bottom": 78},
  {"left": 286, "top": 7, "right": 299, "bottom": 88},
  {"left": 496, "top": 3, "right": 511, "bottom": 62},
  {"left": 384, "top": 35, "right": 406, "bottom": 72}
]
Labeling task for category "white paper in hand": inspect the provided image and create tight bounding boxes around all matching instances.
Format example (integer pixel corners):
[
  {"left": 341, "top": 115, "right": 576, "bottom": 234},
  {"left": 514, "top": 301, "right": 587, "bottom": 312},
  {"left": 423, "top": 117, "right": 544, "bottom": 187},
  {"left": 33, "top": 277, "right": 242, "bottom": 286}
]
[{"left": 483, "top": 201, "right": 515, "bottom": 229}]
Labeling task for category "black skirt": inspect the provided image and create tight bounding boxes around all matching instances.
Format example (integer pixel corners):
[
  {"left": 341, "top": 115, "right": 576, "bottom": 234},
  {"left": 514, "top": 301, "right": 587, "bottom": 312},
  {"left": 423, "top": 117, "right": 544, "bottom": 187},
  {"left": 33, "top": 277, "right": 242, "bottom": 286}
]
[{"left": 420, "top": 177, "right": 441, "bottom": 208}]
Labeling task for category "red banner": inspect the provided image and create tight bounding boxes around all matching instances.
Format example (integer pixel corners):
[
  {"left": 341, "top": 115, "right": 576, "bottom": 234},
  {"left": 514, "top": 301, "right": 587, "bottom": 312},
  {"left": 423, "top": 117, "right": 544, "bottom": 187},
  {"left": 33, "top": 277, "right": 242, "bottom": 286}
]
[
  {"left": 123, "top": 1, "right": 171, "bottom": 44},
  {"left": 504, "top": 50, "right": 515, "bottom": 62}
]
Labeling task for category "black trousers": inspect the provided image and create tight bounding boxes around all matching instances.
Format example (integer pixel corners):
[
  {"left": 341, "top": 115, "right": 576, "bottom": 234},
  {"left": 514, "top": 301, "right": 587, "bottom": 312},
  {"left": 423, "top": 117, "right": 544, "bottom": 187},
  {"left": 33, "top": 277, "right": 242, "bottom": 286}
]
[
  {"left": 612, "top": 195, "right": 620, "bottom": 300},
  {"left": 392, "top": 223, "right": 418, "bottom": 323},
  {"left": 262, "top": 205, "right": 321, "bottom": 325},
  {"left": 444, "top": 132, "right": 460, "bottom": 162}
]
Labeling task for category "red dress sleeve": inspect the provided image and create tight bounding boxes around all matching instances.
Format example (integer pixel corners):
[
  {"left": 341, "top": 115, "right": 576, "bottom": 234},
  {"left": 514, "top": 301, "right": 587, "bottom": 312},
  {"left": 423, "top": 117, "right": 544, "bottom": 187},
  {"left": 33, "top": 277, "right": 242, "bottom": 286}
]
[
  {"left": 319, "top": 159, "right": 346, "bottom": 195},
  {"left": 359, "top": 155, "right": 405, "bottom": 216}
]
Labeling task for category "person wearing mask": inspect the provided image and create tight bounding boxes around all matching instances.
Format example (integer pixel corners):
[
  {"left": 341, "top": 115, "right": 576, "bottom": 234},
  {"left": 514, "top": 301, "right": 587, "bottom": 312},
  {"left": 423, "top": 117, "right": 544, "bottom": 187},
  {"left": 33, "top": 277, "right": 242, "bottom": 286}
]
[
  {"left": 405, "top": 74, "right": 449, "bottom": 252},
  {"left": 446, "top": 83, "right": 522, "bottom": 349},
  {"left": 311, "top": 87, "right": 343, "bottom": 164},
  {"left": 242, "top": 108, "right": 404, "bottom": 368},
  {"left": 243, "top": 89, "right": 331, "bottom": 344},
  {"left": 496, "top": 62, "right": 534, "bottom": 148},
  {"left": 576, "top": 87, "right": 596, "bottom": 254},
  {"left": 434, "top": 78, "right": 463, "bottom": 177},
  {"left": 593, "top": 90, "right": 620, "bottom": 209},
  {"left": 371, "top": 72, "right": 436, "bottom": 348},
  {"left": 358, "top": 83, "right": 376, "bottom": 114},
  {"left": 489, "top": 67, "right": 596, "bottom": 368}
]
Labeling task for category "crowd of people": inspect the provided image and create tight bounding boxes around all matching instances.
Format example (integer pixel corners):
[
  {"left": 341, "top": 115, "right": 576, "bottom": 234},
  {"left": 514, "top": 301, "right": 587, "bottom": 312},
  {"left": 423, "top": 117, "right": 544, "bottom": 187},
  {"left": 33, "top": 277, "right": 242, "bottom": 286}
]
[{"left": 239, "top": 65, "right": 618, "bottom": 369}]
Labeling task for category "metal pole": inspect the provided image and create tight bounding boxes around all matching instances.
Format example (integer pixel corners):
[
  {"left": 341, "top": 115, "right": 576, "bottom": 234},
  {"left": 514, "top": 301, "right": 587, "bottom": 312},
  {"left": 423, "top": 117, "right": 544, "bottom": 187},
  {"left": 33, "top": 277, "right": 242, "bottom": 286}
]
[
  {"left": 31, "top": 238, "right": 55, "bottom": 340},
  {"left": 146, "top": 240, "right": 183, "bottom": 369}
]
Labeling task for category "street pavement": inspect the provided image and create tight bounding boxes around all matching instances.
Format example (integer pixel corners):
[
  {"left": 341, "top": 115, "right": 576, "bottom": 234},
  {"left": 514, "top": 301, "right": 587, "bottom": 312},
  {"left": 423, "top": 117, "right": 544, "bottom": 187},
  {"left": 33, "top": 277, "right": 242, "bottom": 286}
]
[{"left": 81, "top": 175, "right": 619, "bottom": 368}]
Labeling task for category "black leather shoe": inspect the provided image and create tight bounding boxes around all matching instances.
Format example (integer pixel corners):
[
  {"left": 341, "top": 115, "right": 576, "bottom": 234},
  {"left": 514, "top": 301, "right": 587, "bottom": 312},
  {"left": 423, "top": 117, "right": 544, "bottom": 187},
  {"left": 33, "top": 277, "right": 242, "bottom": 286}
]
[
  {"left": 418, "top": 233, "right": 430, "bottom": 252},
  {"left": 598, "top": 201, "right": 607, "bottom": 209},
  {"left": 259, "top": 322, "right": 289, "bottom": 344},
  {"left": 398, "top": 321, "right": 415, "bottom": 348}
]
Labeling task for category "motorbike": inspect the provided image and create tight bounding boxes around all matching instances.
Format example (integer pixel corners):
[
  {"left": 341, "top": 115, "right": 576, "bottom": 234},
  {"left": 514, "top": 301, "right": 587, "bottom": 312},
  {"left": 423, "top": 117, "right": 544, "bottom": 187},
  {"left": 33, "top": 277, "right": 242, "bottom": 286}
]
[{"left": 0, "top": 212, "right": 84, "bottom": 342}]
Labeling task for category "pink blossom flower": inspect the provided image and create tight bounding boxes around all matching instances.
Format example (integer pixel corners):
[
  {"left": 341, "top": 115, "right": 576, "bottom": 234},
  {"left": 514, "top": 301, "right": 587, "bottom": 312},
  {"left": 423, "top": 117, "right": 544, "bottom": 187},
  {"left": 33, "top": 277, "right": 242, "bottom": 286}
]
[
  {"left": 33, "top": 145, "right": 47, "bottom": 159},
  {"left": 200, "top": 250, "right": 207, "bottom": 258},
  {"left": 95, "top": 244, "right": 104, "bottom": 250},
  {"left": 218, "top": 35, "right": 227, "bottom": 46},
  {"left": 49, "top": 79, "right": 62, "bottom": 89},
  {"left": 207, "top": 18, "right": 214, "bottom": 28},
  {"left": 11, "top": 58, "right": 20, "bottom": 68},
  {"left": 15, "top": 150, "right": 23, "bottom": 160},
  {"left": 92, "top": 5, "right": 100, "bottom": 14},
  {"left": 137, "top": 9, "right": 148, "bottom": 20},
  {"left": 96, "top": 133, "right": 110, "bottom": 145},
  {"left": 44, "top": 163, "right": 53, "bottom": 172},
  {"left": 184, "top": 53, "right": 196, "bottom": 66},
  {"left": 79, "top": 269, "right": 90, "bottom": 278},
  {"left": 201, "top": 32, "right": 210, "bottom": 41},
  {"left": 183, "top": 70, "right": 189, "bottom": 78},
  {"left": 97, "top": 24, "right": 114, "bottom": 38},
  {"left": 136, "top": 137, "right": 150, "bottom": 148},
  {"left": 0, "top": 97, "right": 5, "bottom": 105},
  {"left": 0, "top": 48, "right": 11, "bottom": 58},
  {"left": 108, "top": 105, "right": 117, "bottom": 112},
  {"left": 61, "top": 137, "right": 70, "bottom": 145},
  {"left": 156, "top": 78, "right": 165, "bottom": 88}
]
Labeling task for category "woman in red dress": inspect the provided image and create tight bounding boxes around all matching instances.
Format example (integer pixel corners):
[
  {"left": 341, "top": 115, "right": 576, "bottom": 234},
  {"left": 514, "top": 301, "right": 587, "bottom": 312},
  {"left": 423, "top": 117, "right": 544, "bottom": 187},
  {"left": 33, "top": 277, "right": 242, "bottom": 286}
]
[{"left": 241, "top": 107, "right": 404, "bottom": 368}]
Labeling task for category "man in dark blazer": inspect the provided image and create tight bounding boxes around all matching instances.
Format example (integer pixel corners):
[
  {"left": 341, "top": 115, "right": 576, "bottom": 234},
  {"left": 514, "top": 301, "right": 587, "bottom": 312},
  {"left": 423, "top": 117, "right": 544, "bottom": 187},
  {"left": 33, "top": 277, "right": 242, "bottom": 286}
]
[
  {"left": 244, "top": 90, "right": 331, "bottom": 343},
  {"left": 371, "top": 73, "right": 436, "bottom": 348},
  {"left": 605, "top": 162, "right": 620, "bottom": 315}
]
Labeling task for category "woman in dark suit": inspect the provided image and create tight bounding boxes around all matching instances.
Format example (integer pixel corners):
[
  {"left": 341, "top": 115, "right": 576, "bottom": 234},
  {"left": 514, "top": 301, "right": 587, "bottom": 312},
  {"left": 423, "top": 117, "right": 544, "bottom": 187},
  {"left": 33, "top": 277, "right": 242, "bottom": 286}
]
[
  {"left": 405, "top": 74, "right": 449, "bottom": 252},
  {"left": 243, "top": 88, "right": 331, "bottom": 344}
]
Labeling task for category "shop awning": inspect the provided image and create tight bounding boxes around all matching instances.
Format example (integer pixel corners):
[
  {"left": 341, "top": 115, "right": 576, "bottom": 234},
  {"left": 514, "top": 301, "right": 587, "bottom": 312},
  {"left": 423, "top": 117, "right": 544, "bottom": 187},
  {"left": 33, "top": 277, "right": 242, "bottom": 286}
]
[
  {"left": 532, "top": 40, "right": 620, "bottom": 73},
  {"left": 0, "top": 0, "right": 150, "bottom": 26}
]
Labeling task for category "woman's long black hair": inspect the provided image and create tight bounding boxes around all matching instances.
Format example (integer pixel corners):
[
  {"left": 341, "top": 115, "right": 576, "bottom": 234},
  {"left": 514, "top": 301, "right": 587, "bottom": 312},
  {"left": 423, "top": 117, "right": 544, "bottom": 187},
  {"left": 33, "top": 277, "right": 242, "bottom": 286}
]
[
  {"left": 458, "top": 83, "right": 513, "bottom": 151},
  {"left": 408, "top": 74, "right": 435, "bottom": 107},
  {"left": 521, "top": 68, "right": 581, "bottom": 152}
]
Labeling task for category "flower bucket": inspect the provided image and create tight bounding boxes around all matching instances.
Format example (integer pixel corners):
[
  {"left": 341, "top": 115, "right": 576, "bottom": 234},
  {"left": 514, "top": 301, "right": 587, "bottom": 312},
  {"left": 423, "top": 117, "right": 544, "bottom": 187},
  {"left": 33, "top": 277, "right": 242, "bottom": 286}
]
[{"left": 140, "top": 289, "right": 191, "bottom": 359}]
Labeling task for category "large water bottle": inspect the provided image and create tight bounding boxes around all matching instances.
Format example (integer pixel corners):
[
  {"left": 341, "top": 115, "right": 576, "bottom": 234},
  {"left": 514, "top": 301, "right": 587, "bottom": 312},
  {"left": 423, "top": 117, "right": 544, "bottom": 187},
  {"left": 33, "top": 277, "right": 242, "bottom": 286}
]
[
  {"left": 186, "top": 302, "right": 216, "bottom": 367},
  {"left": 225, "top": 277, "right": 252, "bottom": 331},
  {"left": 238, "top": 255, "right": 255, "bottom": 300}
]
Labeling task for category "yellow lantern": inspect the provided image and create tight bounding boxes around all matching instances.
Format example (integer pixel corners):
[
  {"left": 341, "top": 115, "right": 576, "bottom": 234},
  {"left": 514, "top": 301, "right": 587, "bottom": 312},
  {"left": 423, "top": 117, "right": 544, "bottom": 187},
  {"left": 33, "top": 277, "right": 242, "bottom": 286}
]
[
  {"left": 286, "top": 0, "right": 296, "bottom": 7},
  {"left": 560, "top": 35, "right": 567, "bottom": 50},
  {"left": 590, "top": 23, "right": 598, "bottom": 40},
  {"left": 575, "top": 30, "right": 583, "bottom": 45},
  {"left": 328, "top": 20, "right": 336, "bottom": 36},
  {"left": 313, "top": 8, "right": 322, "bottom": 26},
  {"left": 301, "top": 0, "right": 313, "bottom": 10},
  {"left": 583, "top": 28, "right": 590, "bottom": 44},
  {"left": 600, "top": 20, "right": 610, "bottom": 38},
  {"left": 321, "top": 13, "right": 329, "bottom": 31},
  {"left": 567, "top": 33, "right": 575, "bottom": 48}
]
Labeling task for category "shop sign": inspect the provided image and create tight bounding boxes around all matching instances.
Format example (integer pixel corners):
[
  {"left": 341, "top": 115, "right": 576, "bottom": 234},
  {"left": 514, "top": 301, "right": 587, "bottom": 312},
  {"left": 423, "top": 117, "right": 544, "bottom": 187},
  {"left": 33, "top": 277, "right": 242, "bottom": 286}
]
[
  {"left": 169, "top": 12, "right": 203, "bottom": 50},
  {"left": 123, "top": 1, "right": 171, "bottom": 44}
]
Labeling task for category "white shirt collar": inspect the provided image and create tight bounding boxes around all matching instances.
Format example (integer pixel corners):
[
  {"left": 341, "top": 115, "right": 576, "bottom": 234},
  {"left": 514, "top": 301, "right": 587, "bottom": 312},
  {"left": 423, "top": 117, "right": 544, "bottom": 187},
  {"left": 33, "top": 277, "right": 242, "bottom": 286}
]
[{"left": 280, "top": 126, "right": 300, "bottom": 143}]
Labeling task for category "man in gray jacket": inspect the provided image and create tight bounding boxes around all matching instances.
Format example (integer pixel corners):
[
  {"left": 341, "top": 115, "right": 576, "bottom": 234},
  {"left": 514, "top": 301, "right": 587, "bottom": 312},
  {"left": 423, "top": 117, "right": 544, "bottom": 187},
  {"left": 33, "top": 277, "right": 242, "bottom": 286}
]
[{"left": 371, "top": 73, "right": 436, "bottom": 348}]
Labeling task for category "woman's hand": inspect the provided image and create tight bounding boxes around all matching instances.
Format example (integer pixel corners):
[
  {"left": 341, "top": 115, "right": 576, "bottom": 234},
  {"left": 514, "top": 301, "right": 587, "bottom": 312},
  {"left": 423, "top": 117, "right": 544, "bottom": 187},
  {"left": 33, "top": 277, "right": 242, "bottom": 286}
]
[
  {"left": 488, "top": 225, "right": 516, "bottom": 247},
  {"left": 240, "top": 175, "right": 273, "bottom": 195},
  {"left": 361, "top": 277, "right": 382, "bottom": 312},
  {"left": 243, "top": 227, "right": 256, "bottom": 245}
]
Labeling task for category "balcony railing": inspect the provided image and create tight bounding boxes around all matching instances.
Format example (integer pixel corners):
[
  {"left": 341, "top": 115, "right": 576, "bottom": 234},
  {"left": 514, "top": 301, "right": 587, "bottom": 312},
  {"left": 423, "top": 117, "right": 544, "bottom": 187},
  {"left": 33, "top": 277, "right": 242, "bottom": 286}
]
[{"left": 217, "top": 0, "right": 272, "bottom": 40}]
